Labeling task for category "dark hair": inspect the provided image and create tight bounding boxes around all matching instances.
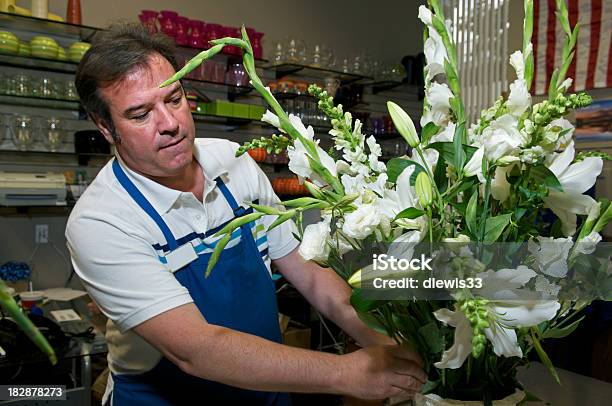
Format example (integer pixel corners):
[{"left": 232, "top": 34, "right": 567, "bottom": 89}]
[{"left": 75, "top": 23, "right": 179, "bottom": 142}]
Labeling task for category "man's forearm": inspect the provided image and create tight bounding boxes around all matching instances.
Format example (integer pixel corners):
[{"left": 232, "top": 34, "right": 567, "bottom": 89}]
[
  {"left": 179, "top": 323, "right": 347, "bottom": 394},
  {"left": 293, "top": 261, "right": 394, "bottom": 347}
]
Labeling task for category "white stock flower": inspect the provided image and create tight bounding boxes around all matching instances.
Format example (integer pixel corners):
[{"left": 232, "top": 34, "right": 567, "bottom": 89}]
[
  {"left": 542, "top": 118, "right": 574, "bottom": 149},
  {"left": 366, "top": 135, "right": 386, "bottom": 172},
  {"left": 434, "top": 299, "right": 560, "bottom": 369},
  {"left": 507, "top": 79, "right": 531, "bottom": 118},
  {"left": 520, "top": 146, "right": 544, "bottom": 164},
  {"left": 298, "top": 221, "right": 331, "bottom": 262},
  {"left": 528, "top": 236, "right": 574, "bottom": 277},
  {"left": 483, "top": 114, "right": 525, "bottom": 162},
  {"left": 342, "top": 204, "right": 382, "bottom": 239},
  {"left": 544, "top": 141, "right": 603, "bottom": 236}
]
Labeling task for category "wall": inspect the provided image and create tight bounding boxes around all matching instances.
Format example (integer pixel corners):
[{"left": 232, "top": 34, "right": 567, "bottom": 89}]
[{"left": 19, "top": 0, "right": 427, "bottom": 65}]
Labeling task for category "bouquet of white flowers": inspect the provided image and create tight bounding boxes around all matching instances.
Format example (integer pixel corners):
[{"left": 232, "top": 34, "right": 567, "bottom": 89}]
[{"left": 160, "top": 0, "right": 611, "bottom": 403}]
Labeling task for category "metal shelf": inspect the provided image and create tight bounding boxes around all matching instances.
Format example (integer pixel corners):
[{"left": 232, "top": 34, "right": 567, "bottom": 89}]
[
  {"left": 0, "top": 93, "right": 80, "bottom": 110},
  {"left": 0, "top": 53, "right": 80, "bottom": 74},
  {"left": 0, "top": 11, "right": 98, "bottom": 41},
  {"left": 264, "top": 62, "right": 372, "bottom": 84}
]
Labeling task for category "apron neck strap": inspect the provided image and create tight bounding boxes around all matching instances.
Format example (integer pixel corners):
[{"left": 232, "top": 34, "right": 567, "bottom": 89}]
[{"left": 112, "top": 159, "right": 179, "bottom": 250}]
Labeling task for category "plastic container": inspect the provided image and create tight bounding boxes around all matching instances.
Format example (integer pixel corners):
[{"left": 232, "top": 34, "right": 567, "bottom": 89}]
[{"left": 20, "top": 291, "right": 44, "bottom": 309}]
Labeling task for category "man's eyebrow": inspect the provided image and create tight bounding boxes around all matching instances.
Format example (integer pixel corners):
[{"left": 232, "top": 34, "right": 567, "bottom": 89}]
[{"left": 122, "top": 83, "right": 182, "bottom": 116}]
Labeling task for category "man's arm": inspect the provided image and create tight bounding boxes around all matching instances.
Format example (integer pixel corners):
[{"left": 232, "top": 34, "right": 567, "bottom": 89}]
[
  {"left": 133, "top": 302, "right": 426, "bottom": 399},
  {"left": 272, "top": 248, "right": 399, "bottom": 348}
]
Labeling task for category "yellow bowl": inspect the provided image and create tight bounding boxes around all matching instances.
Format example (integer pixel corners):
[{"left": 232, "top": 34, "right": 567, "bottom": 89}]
[
  {"left": 69, "top": 41, "right": 90, "bottom": 52},
  {"left": 18, "top": 41, "right": 30, "bottom": 56},
  {"left": 56, "top": 47, "right": 66, "bottom": 60}
]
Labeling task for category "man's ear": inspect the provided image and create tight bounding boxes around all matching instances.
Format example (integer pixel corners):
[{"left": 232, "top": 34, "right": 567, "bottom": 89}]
[{"left": 91, "top": 114, "right": 116, "bottom": 145}]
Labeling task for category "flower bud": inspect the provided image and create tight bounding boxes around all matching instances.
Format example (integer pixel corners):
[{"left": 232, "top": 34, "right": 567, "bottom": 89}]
[
  {"left": 387, "top": 101, "right": 420, "bottom": 147},
  {"left": 415, "top": 172, "right": 433, "bottom": 207}
]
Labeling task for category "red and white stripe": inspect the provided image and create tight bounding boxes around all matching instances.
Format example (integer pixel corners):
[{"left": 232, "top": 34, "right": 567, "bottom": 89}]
[{"left": 532, "top": 0, "right": 611, "bottom": 94}]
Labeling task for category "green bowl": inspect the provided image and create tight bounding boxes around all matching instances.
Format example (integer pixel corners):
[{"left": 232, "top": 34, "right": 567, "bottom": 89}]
[
  {"left": 31, "top": 36, "right": 58, "bottom": 48},
  {"left": 18, "top": 41, "right": 30, "bottom": 56},
  {"left": 31, "top": 47, "right": 58, "bottom": 59},
  {"left": 0, "top": 30, "right": 18, "bottom": 42},
  {"left": 56, "top": 47, "right": 66, "bottom": 61},
  {"left": 0, "top": 31, "right": 18, "bottom": 54},
  {"left": 69, "top": 41, "right": 90, "bottom": 52}
]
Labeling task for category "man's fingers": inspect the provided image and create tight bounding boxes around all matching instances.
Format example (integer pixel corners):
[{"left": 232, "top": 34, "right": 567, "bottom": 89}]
[
  {"left": 391, "top": 359, "right": 427, "bottom": 384},
  {"left": 391, "top": 345, "right": 424, "bottom": 367}
]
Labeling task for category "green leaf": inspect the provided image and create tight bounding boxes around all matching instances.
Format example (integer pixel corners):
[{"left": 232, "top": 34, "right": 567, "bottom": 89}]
[
  {"left": 542, "top": 316, "right": 584, "bottom": 339},
  {"left": 350, "top": 289, "right": 386, "bottom": 312},
  {"left": 427, "top": 142, "right": 478, "bottom": 168},
  {"left": 453, "top": 122, "right": 467, "bottom": 170},
  {"left": 418, "top": 322, "right": 444, "bottom": 354},
  {"left": 421, "top": 380, "right": 440, "bottom": 395},
  {"left": 433, "top": 155, "right": 448, "bottom": 193},
  {"left": 548, "top": 68, "right": 559, "bottom": 99},
  {"left": 466, "top": 191, "right": 479, "bottom": 235},
  {"left": 386, "top": 158, "right": 426, "bottom": 184},
  {"left": 531, "top": 165, "right": 563, "bottom": 192},
  {"left": 531, "top": 327, "right": 561, "bottom": 384},
  {"left": 421, "top": 122, "right": 440, "bottom": 145},
  {"left": 355, "top": 312, "right": 387, "bottom": 335},
  {"left": 206, "top": 233, "right": 232, "bottom": 277},
  {"left": 483, "top": 214, "right": 513, "bottom": 243},
  {"left": 394, "top": 207, "right": 426, "bottom": 221}
]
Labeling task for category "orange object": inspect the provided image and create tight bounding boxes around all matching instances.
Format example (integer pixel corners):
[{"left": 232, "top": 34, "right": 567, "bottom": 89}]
[
  {"left": 66, "top": 0, "right": 81, "bottom": 24},
  {"left": 247, "top": 147, "right": 267, "bottom": 162}
]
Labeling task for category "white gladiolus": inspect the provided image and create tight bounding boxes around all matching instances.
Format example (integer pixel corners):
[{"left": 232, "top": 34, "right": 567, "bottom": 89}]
[
  {"left": 342, "top": 204, "right": 382, "bottom": 239},
  {"left": 575, "top": 231, "right": 602, "bottom": 255},
  {"left": 286, "top": 114, "right": 337, "bottom": 186},
  {"left": 427, "top": 82, "right": 454, "bottom": 114},
  {"left": 418, "top": 5, "right": 433, "bottom": 25},
  {"left": 298, "top": 221, "right": 331, "bottom": 262},
  {"left": 261, "top": 110, "right": 282, "bottom": 130},
  {"left": 507, "top": 79, "right": 531, "bottom": 118}
]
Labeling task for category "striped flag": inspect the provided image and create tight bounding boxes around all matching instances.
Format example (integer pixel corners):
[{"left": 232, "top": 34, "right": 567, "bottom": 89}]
[{"left": 532, "top": 0, "right": 611, "bottom": 95}]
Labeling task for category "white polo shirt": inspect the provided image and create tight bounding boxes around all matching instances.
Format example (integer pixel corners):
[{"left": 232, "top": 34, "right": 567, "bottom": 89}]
[{"left": 66, "top": 137, "right": 299, "bottom": 376}]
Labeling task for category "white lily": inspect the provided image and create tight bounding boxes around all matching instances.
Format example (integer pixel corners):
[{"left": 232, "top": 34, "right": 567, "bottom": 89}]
[
  {"left": 434, "top": 301, "right": 559, "bottom": 369},
  {"left": 544, "top": 141, "right": 603, "bottom": 236},
  {"left": 528, "top": 236, "right": 573, "bottom": 278}
]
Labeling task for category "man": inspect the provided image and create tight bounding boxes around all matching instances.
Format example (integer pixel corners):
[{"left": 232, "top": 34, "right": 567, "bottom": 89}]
[{"left": 67, "top": 23, "right": 425, "bottom": 405}]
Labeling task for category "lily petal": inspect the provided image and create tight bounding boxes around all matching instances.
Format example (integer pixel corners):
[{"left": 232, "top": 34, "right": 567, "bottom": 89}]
[
  {"left": 434, "top": 309, "right": 473, "bottom": 369},
  {"left": 558, "top": 157, "right": 603, "bottom": 194},
  {"left": 547, "top": 141, "right": 575, "bottom": 177},
  {"left": 484, "top": 325, "right": 522, "bottom": 358},
  {"left": 494, "top": 301, "right": 560, "bottom": 328}
]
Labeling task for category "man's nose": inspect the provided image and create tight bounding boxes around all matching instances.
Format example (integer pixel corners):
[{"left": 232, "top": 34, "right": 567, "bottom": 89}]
[{"left": 157, "top": 105, "right": 180, "bottom": 135}]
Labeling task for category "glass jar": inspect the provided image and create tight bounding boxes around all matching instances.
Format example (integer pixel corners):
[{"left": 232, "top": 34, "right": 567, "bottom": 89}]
[
  {"left": 44, "top": 118, "right": 63, "bottom": 152},
  {"left": 11, "top": 115, "right": 34, "bottom": 151},
  {"left": 225, "top": 63, "right": 248, "bottom": 87}
]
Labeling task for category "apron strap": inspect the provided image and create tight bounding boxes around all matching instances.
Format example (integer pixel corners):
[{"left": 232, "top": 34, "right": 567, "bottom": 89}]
[
  {"left": 112, "top": 159, "right": 179, "bottom": 250},
  {"left": 214, "top": 177, "right": 245, "bottom": 215}
]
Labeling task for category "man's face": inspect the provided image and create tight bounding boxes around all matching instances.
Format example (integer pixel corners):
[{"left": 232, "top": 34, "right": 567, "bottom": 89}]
[{"left": 97, "top": 53, "right": 196, "bottom": 179}]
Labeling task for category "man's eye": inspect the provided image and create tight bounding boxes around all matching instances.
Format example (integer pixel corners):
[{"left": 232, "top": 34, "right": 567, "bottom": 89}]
[
  {"left": 170, "top": 97, "right": 182, "bottom": 105},
  {"left": 132, "top": 112, "right": 149, "bottom": 121}
]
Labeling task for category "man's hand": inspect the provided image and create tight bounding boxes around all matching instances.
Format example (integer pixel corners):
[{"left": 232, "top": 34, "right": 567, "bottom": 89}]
[{"left": 338, "top": 345, "right": 427, "bottom": 400}]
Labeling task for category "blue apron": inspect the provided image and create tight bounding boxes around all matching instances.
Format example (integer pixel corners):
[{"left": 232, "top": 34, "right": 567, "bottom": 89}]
[{"left": 109, "top": 159, "right": 290, "bottom": 405}]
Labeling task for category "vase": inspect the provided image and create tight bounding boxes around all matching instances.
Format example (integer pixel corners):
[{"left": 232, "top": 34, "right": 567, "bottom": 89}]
[
  {"left": 413, "top": 390, "right": 525, "bottom": 406},
  {"left": 66, "top": 0, "right": 81, "bottom": 25}
]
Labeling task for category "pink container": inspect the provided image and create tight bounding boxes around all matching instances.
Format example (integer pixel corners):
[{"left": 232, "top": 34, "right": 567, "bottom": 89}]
[
  {"left": 138, "top": 10, "right": 158, "bottom": 34},
  {"left": 188, "top": 19, "right": 205, "bottom": 48},
  {"left": 159, "top": 10, "right": 178, "bottom": 38},
  {"left": 175, "top": 16, "right": 189, "bottom": 46}
]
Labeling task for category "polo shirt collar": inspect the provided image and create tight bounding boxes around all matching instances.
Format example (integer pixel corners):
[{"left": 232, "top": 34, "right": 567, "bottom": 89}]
[{"left": 114, "top": 140, "right": 228, "bottom": 214}]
